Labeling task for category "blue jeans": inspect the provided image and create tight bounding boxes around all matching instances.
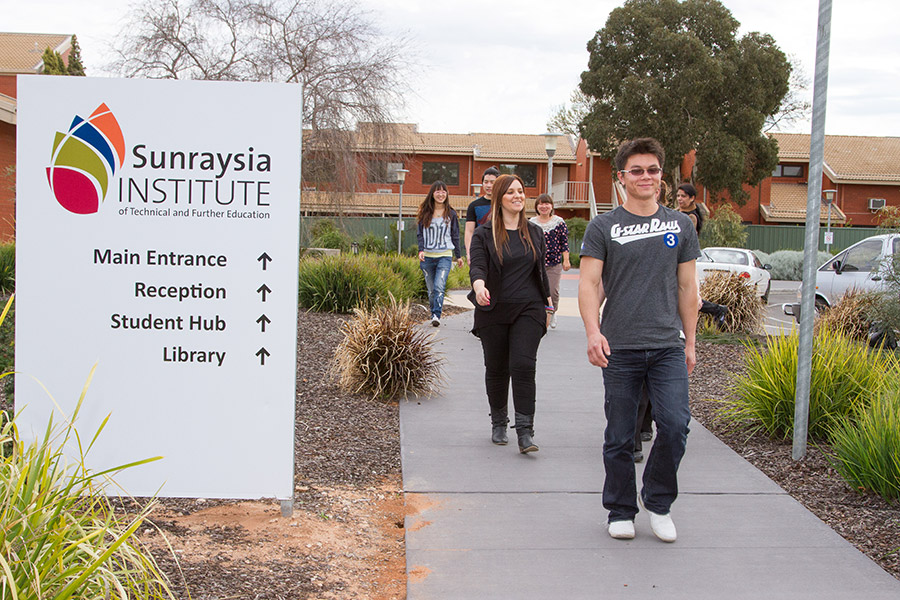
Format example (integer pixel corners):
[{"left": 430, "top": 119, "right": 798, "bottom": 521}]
[
  {"left": 420, "top": 255, "right": 452, "bottom": 317},
  {"left": 601, "top": 347, "right": 691, "bottom": 522}
]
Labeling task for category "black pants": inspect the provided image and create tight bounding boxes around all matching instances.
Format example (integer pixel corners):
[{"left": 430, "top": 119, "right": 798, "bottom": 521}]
[{"left": 478, "top": 316, "right": 544, "bottom": 416}]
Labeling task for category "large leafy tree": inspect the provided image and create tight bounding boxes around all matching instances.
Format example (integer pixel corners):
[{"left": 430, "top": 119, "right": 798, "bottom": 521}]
[{"left": 579, "top": 0, "right": 790, "bottom": 204}]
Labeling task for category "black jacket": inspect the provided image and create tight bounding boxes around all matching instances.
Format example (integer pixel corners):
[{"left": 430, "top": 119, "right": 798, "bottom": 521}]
[{"left": 467, "top": 221, "right": 551, "bottom": 311}]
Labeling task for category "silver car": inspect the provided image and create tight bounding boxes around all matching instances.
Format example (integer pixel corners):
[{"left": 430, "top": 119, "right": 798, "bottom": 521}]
[
  {"left": 698, "top": 247, "right": 773, "bottom": 302},
  {"left": 784, "top": 233, "right": 900, "bottom": 317},
  {"left": 812, "top": 233, "right": 899, "bottom": 309}
]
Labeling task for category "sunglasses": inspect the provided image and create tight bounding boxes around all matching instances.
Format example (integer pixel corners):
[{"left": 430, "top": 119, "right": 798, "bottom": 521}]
[{"left": 619, "top": 166, "right": 663, "bottom": 177}]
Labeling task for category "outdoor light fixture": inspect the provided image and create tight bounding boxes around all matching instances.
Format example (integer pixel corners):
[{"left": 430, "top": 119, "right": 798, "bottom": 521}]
[
  {"left": 395, "top": 168, "right": 409, "bottom": 254},
  {"left": 542, "top": 132, "right": 562, "bottom": 196},
  {"left": 822, "top": 189, "right": 837, "bottom": 252},
  {"left": 472, "top": 183, "right": 482, "bottom": 198}
]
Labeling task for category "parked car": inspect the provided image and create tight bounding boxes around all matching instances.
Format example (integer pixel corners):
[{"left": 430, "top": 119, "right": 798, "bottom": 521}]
[
  {"left": 697, "top": 247, "right": 772, "bottom": 302},
  {"left": 783, "top": 233, "right": 900, "bottom": 316}
]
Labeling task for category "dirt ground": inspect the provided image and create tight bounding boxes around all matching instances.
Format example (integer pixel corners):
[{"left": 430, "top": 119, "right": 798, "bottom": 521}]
[{"left": 112, "top": 309, "right": 897, "bottom": 597}]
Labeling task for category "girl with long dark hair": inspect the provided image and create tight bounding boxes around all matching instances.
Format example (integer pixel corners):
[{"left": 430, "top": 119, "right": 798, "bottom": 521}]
[{"left": 417, "top": 180, "right": 462, "bottom": 326}]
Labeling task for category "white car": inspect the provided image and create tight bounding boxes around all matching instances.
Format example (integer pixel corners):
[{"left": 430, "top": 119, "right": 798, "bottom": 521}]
[
  {"left": 697, "top": 247, "right": 772, "bottom": 302},
  {"left": 808, "top": 233, "right": 899, "bottom": 310}
]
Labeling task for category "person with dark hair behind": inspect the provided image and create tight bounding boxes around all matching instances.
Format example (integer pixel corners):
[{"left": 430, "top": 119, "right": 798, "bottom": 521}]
[
  {"left": 468, "top": 174, "right": 552, "bottom": 453},
  {"left": 417, "top": 180, "right": 463, "bottom": 327},
  {"left": 530, "top": 193, "right": 570, "bottom": 329},
  {"left": 677, "top": 183, "right": 729, "bottom": 329},
  {"left": 464, "top": 166, "right": 500, "bottom": 261}
]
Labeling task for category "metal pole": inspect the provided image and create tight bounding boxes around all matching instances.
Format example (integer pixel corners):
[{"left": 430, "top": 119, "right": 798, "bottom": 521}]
[
  {"left": 547, "top": 155, "right": 554, "bottom": 196},
  {"left": 397, "top": 181, "right": 403, "bottom": 255},
  {"left": 793, "top": 0, "right": 832, "bottom": 461},
  {"left": 825, "top": 203, "right": 832, "bottom": 253}
]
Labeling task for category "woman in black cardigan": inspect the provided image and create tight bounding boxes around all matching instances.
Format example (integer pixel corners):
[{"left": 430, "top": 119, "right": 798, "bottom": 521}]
[{"left": 468, "top": 174, "right": 552, "bottom": 453}]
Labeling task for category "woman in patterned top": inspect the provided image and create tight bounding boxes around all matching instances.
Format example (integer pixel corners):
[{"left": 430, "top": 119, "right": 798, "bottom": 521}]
[{"left": 529, "top": 194, "right": 570, "bottom": 329}]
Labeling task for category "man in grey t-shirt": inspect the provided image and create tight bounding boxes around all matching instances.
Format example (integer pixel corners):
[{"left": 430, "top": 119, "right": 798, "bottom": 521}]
[{"left": 578, "top": 138, "right": 699, "bottom": 543}]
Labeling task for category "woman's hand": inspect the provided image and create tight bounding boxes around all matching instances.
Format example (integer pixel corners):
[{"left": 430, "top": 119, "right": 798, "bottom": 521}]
[
  {"left": 456, "top": 257, "right": 464, "bottom": 268},
  {"left": 473, "top": 280, "right": 491, "bottom": 306},
  {"left": 418, "top": 251, "right": 425, "bottom": 262}
]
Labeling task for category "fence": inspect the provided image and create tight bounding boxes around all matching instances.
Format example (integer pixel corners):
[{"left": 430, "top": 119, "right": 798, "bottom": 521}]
[
  {"left": 745, "top": 225, "right": 883, "bottom": 255},
  {"left": 300, "top": 218, "right": 887, "bottom": 257}
]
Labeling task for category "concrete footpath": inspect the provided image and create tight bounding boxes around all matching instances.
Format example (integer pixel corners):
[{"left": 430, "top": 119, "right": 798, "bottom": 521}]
[{"left": 400, "top": 275, "right": 900, "bottom": 599}]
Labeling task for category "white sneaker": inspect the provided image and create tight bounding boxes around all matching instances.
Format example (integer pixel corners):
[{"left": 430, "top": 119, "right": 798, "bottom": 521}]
[
  {"left": 639, "top": 494, "right": 676, "bottom": 542},
  {"left": 550, "top": 313, "right": 558, "bottom": 329},
  {"left": 431, "top": 315, "right": 440, "bottom": 327},
  {"left": 607, "top": 520, "right": 635, "bottom": 540}
]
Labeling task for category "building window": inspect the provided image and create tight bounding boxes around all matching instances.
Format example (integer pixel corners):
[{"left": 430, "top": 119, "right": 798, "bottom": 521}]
[
  {"left": 772, "top": 164, "right": 803, "bottom": 178},
  {"left": 498, "top": 164, "right": 537, "bottom": 188},
  {"left": 422, "top": 162, "right": 460, "bottom": 186},
  {"left": 367, "top": 161, "right": 404, "bottom": 183}
]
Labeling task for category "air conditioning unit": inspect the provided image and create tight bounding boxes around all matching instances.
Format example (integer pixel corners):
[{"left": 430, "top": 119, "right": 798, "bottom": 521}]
[{"left": 868, "top": 198, "right": 886, "bottom": 210}]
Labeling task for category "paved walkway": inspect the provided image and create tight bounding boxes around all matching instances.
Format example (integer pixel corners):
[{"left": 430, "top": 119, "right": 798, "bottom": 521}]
[{"left": 400, "top": 274, "right": 900, "bottom": 599}]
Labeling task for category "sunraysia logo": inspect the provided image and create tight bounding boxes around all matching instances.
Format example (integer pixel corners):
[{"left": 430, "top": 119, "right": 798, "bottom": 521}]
[{"left": 46, "top": 103, "right": 125, "bottom": 214}]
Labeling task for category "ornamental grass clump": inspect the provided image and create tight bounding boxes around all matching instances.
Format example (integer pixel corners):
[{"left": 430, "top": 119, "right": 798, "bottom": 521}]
[
  {"left": 331, "top": 296, "right": 444, "bottom": 401},
  {"left": 829, "top": 385, "right": 900, "bottom": 503},
  {"left": 698, "top": 271, "right": 764, "bottom": 334},
  {"left": 723, "top": 327, "right": 900, "bottom": 440},
  {"left": 815, "top": 288, "right": 883, "bottom": 342},
  {"left": 0, "top": 360, "right": 174, "bottom": 597}
]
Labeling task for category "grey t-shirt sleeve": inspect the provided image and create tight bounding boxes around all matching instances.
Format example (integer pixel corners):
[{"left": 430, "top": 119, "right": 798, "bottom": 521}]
[{"left": 580, "top": 214, "right": 608, "bottom": 261}]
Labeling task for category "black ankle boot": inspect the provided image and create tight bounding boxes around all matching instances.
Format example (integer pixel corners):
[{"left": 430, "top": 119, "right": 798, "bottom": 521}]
[
  {"left": 514, "top": 412, "right": 538, "bottom": 453},
  {"left": 490, "top": 410, "right": 509, "bottom": 445}
]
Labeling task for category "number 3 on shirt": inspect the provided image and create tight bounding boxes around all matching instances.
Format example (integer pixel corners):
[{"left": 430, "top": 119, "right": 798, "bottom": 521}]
[{"left": 664, "top": 232, "right": 679, "bottom": 248}]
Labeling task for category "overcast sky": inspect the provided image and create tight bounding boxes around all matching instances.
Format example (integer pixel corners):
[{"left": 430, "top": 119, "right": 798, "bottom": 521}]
[{"left": 5, "top": 0, "right": 898, "bottom": 137}]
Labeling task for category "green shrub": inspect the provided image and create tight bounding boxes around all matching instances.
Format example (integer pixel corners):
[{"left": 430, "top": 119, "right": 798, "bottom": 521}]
[
  {"left": 377, "top": 254, "right": 428, "bottom": 299},
  {"left": 331, "top": 296, "right": 444, "bottom": 401},
  {"left": 723, "top": 328, "right": 900, "bottom": 440},
  {"left": 699, "top": 271, "right": 764, "bottom": 334},
  {"left": 0, "top": 242, "right": 14, "bottom": 295},
  {"left": 0, "top": 369, "right": 173, "bottom": 598},
  {"left": 357, "top": 232, "right": 387, "bottom": 254},
  {"left": 0, "top": 295, "right": 13, "bottom": 408},
  {"left": 311, "top": 229, "right": 351, "bottom": 252},
  {"left": 298, "top": 255, "right": 405, "bottom": 313},
  {"left": 447, "top": 262, "right": 470, "bottom": 290},
  {"left": 311, "top": 219, "right": 339, "bottom": 239},
  {"left": 829, "top": 385, "right": 900, "bottom": 502},
  {"left": 762, "top": 249, "right": 833, "bottom": 281},
  {"left": 700, "top": 204, "right": 747, "bottom": 248}
]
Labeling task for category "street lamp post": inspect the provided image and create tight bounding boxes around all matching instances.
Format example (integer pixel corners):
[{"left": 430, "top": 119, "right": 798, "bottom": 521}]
[
  {"left": 542, "top": 132, "right": 562, "bottom": 196},
  {"left": 823, "top": 189, "right": 836, "bottom": 252},
  {"left": 395, "top": 168, "right": 409, "bottom": 254}
]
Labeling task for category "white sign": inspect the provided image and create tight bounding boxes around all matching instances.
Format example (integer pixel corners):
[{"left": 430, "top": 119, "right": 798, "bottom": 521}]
[
  {"left": 15, "top": 76, "right": 301, "bottom": 499},
  {"left": 824, "top": 231, "right": 834, "bottom": 245}
]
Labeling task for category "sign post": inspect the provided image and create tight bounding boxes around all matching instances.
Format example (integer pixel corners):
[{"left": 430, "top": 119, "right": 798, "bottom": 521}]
[{"left": 16, "top": 76, "right": 302, "bottom": 500}]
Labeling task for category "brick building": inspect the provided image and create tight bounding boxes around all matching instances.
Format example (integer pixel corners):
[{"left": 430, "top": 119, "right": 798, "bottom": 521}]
[{"left": 0, "top": 32, "right": 74, "bottom": 241}]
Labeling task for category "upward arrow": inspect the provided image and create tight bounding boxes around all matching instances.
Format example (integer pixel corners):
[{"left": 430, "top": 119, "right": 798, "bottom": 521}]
[
  {"left": 257, "top": 314, "right": 271, "bottom": 332},
  {"left": 257, "top": 252, "right": 272, "bottom": 270},
  {"left": 257, "top": 284, "right": 271, "bottom": 301},
  {"left": 256, "top": 347, "right": 270, "bottom": 365}
]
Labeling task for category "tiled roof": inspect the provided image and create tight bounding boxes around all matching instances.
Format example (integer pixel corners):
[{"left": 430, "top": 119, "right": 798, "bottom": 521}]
[
  {"left": 311, "top": 123, "right": 578, "bottom": 163},
  {"left": 770, "top": 132, "right": 900, "bottom": 183},
  {"left": 761, "top": 181, "right": 847, "bottom": 224},
  {"left": 0, "top": 32, "right": 71, "bottom": 73}
]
